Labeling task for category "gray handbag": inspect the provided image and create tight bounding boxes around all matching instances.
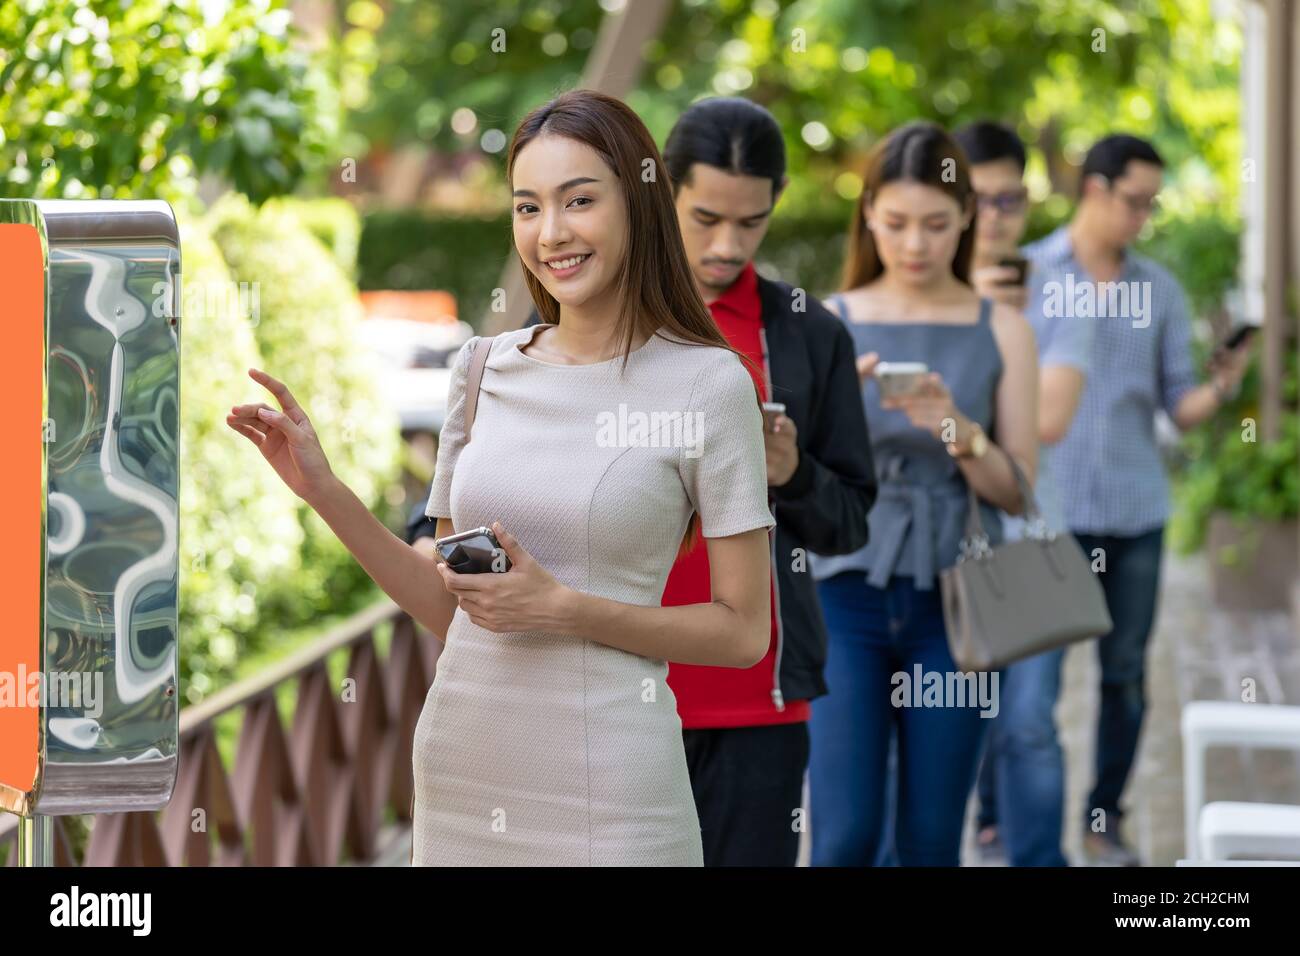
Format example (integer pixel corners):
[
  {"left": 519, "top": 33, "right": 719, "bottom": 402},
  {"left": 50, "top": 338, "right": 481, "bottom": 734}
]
[{"left": 939, "top": 460, "right": 1112, "bottom": 672}]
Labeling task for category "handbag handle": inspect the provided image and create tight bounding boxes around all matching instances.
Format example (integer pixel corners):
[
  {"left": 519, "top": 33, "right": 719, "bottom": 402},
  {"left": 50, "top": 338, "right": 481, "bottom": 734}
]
[{"left": 958, "top": 449, "right": 1052, "bottom": 560}]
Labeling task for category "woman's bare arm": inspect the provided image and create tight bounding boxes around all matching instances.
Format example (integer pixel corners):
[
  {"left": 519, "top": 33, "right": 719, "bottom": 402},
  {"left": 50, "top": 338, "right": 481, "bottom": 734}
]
[
  {"left": 412, "top": 523, "right": 455, "bottom": 641},
  {"left": 227, "top": 368, "right": 460, "bottom": 640},
  {"left": 308, "top": 478, "right": 459, "bottom": 639},
  {"left": 955, "top": 303, "right": 1039, "bottom": 514},
  {"left": 565, "top": 528, "right": 770, "bottom": 667}
]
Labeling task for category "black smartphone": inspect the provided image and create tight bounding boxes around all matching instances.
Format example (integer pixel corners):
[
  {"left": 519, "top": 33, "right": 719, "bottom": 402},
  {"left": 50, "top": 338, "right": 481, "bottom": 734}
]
[
  {"left": 433, "top": 526, "right": 510, "bottom": 574},
  {"left": 998, "top": 256, "right": 1030, "bottom": 287},
  {"left": 1220, "top": 324, "right": 1257, "bottom": 351}
]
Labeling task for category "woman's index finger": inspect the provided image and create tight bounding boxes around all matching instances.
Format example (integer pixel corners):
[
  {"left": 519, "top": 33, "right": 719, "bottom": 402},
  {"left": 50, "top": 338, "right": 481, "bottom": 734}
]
[{"left": 248, "top": 368, "right": 304, "bottom": 414}]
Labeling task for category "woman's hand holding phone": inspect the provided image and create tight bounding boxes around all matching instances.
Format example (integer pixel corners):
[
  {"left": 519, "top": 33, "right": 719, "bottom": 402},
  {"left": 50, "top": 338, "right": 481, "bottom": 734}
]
[
  {"left": 856, "top": 350, "right": 881, "bottom": 384},
  {"left": 227, "top": 368, "right": 336, "bottom": 504},
  {"left": 435, "top": 521, "right": 570, "bottom": 634},
  {"left": 762, "top": 406, "right": 800, "bottom": 486},
  {"left": 883, "top": 371, "right": 971, "bottom": 443},
  {"left": 855, "top": 358, "right": 974, "bottom": 444}
]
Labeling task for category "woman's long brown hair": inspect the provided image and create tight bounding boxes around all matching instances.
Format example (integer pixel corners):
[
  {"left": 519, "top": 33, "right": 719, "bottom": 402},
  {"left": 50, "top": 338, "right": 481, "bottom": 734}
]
[
  {"left": 506, "top": 89, "right": 759, "bottom": 558},
  {"left": 839, "top": 121, "right": 977, "bottom": 291}
]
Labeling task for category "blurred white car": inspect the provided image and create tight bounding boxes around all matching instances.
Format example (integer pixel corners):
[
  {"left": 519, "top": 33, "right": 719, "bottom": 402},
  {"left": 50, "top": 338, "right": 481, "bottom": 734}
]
[{"left": 355, "top": 317, "right": 473, "bottom": 433}]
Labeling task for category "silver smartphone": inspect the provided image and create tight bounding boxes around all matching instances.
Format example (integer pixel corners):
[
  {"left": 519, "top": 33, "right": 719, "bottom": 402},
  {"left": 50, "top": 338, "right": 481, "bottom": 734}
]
[
  {"left": 874, "top": 362, "right": 930, "bottom": 399},
  {"left": 433, "top": 526, "right": 510, "bottom": 574},
  {"left": 761, "top": 401, "right": 786, "bottom": 432}
]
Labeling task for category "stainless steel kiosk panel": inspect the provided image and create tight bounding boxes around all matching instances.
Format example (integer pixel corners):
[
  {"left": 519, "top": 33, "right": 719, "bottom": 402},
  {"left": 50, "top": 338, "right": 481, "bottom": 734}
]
[{"left": 0, "top": 199, "right": 180, "bottom": 824}]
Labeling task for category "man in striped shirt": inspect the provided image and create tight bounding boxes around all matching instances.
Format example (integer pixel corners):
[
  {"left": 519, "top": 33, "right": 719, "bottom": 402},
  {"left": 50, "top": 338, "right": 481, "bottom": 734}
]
[{"left": 1026, "top": 134, "right": 1251, "bottom": 865}]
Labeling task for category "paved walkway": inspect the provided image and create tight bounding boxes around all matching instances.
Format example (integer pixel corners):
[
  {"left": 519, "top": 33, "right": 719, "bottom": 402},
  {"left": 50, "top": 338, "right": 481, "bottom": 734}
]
[
  {"left": 1106, "top": 547, "right": 1300, "bottom": 865},
  {"left": 975, "top": 545, "right": 1300, "bottom": 866}
]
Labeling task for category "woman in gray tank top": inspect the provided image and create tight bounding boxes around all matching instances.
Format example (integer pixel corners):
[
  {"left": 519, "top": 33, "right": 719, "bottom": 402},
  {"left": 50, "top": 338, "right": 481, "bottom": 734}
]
[{"left": 806, "top": 122, "right": 1040, "bottom": 866}]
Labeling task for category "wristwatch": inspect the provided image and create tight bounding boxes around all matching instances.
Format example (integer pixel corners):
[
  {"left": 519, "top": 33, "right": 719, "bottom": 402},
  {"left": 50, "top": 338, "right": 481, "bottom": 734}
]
[{"left": 947, "top": 421, "right": 989, "bottom": 460}]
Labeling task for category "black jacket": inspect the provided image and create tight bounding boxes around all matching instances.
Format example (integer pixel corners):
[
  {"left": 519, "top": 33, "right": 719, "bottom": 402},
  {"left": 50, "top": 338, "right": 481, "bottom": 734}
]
[{"left": 405, "top": 276, "right": 876, "bottom": 706}]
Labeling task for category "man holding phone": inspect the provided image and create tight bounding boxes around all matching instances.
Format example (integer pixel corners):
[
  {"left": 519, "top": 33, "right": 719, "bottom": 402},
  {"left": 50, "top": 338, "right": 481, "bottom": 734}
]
[
  {"left": 653, "top": 97, "right": 876, "bottom": 867},
  {"left": 407, "top": 98, "right": 876, "bottom": 867},
  {"left": 1022, "top": 134, "right": 1251, "bottom": 865},
  {"left": 962, "top": 123, "right": 1034, "bottom": 315}
]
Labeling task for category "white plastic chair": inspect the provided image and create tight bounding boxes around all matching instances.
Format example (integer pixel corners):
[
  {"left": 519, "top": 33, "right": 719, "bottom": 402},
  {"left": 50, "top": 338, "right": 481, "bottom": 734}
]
[
  {"left": 1198, "top": 801, "right": 1300, "bottom": 861},
  {"left": 1176, "top": 859, "right": 1300, "bottom": 866},
  {"left": 1181, "top": 701, "right": 1300, "bottom": 860}
]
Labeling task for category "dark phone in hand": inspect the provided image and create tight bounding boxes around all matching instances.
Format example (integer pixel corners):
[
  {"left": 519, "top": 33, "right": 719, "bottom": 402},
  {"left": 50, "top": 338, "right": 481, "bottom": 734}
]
[
  {"left": 434, "top": 527, "right": 510, "bottom": 574},
  {"left": 1220, "top": 324, "right": 1257, "bottom": 351},
  {"left": 998, "top": 256, "right": 1029, "bottom": 287}
]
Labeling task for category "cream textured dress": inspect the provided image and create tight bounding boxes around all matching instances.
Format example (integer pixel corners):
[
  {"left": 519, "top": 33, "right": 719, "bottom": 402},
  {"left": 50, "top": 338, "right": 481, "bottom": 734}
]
[{"left": 411, "top": 323, "right": 775, "bottom": 866}]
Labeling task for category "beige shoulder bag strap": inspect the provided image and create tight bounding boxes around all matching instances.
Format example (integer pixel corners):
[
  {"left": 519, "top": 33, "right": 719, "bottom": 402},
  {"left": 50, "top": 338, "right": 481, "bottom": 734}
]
[
  {"left": 410, "top": 333, "right": 494, "bottom": 865},
  {"left": 463, "top": 335, "right": 494, "bottom": 439}
]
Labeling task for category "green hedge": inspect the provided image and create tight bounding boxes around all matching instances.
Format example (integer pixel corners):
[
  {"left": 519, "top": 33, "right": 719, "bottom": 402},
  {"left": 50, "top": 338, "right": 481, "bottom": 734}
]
[
  {"left": 356, "top": 203, "right": 1239, "bottom": 315},
  {"left": 355, "top": 208, "right": 859, "bottom": 323},
  {"left": 178, "top": 218, "right": 305, "bottom": 702},
  {"left": 351, "top": 202, "right": 1107, "bottom": 306},
  {"left": 277, "top": 196, "right": 364, "bottom": 280},
  {"left": 357, "top": 211, "right": 512, "bottom": 328},
  {"left": 1169, "top": 350, "right": 1300, "bottom": 554}
]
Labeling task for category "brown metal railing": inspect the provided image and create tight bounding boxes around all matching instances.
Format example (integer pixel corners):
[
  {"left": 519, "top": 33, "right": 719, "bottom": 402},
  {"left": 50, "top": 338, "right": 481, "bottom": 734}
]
[{"left": 0, "top": 600, "right": 440, "bottom": 866}]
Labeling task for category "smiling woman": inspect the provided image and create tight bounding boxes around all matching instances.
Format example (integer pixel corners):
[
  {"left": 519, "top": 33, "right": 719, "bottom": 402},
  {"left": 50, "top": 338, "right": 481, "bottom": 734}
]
[
  {"left": 226, "top": 89, "right": 777, "bottom": 866},
  {"left": 406, "top": 90, "right": 776, "bottom": 866}
]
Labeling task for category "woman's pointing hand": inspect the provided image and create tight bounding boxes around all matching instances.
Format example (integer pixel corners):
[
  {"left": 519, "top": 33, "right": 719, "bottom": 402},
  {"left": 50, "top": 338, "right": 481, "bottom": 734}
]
[{"left": 226, "top": 368, "right": 336, "bottom": 503}]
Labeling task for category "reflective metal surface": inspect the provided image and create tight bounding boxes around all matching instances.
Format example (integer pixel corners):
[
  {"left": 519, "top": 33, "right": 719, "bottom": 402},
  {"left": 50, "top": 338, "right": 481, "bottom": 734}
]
[{"left": 0, "top": 199, "right": 180, "bottom": 816}]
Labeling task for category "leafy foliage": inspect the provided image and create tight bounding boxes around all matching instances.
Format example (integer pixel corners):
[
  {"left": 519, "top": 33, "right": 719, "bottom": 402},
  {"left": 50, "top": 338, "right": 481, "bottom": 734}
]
[
  {"left": 1170, "top": 351, "right": 1300, "bottom": 554},
  {"left": 178, "top": 218, "right": 304, "bottom": 701},
  {"left": 344, "top": 0, "right": 1240, "bottom": 220},
  {"left": 207, "top": 195, "right": 404, "bottom": 646},
  {"left": 0, "top": 0, "right": 338, "bottom": 203}
]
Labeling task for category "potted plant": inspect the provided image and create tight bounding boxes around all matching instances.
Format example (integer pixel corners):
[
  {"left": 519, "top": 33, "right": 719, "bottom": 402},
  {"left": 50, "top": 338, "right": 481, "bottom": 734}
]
[{"left": 1171, "top": 350, "right": 1299, "bottom": 610}]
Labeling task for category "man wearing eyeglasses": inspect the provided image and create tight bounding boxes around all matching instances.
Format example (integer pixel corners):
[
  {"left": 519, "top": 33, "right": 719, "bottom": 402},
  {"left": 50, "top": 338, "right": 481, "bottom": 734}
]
[
  {"left": 962, "top": 124, "right": 1035, "bottom": 314},
  {"left": 1021, "top": 134, "right": 1251, "bottom": 866}
]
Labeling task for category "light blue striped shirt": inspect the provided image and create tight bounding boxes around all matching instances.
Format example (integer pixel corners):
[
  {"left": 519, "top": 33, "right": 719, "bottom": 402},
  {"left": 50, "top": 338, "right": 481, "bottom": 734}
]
[
  {"left": 1022, "top": 225, "right": 1199, "bottom": 535},
  {"left": 1004, "top": 237, "right": 1097, "bottom": 539}
]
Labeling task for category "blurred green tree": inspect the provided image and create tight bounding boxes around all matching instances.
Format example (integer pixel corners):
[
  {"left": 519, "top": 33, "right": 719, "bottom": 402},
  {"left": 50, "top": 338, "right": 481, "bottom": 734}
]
[
  {"left": 344, "top": 0, "right": 1241, "bottom": 315},
  {"left": 0, "top": 0, "right": 339, "bottom": 204},
  {"left": 343, "top": 0, "right": 1239, "bottom": 223}
]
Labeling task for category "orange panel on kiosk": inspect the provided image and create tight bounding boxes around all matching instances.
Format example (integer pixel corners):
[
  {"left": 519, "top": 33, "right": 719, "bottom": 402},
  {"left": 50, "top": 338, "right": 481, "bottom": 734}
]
[
  {"left": 0, "top": 222, "right": 44, "bottom": 811},
  {"left": 0, "top": 199, "right": 179, "bottom": 819}
]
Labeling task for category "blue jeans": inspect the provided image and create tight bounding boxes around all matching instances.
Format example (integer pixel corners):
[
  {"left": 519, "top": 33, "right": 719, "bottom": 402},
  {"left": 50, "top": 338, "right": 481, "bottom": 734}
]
[
  {"left": 809, "top": 573, "right": 990, "bottom": 866},
  {"left": 1073, "top": 527, "right": 1165, "bottom": 830},
  {"left": 975, "top": 647, "right": 1068, "bottom": 865}
]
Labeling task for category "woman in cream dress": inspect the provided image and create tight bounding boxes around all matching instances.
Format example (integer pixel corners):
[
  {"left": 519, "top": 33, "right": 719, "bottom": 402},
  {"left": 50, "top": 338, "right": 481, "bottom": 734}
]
[{"left": 226, "top": 90, "right": 776, "bottom": 865}]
